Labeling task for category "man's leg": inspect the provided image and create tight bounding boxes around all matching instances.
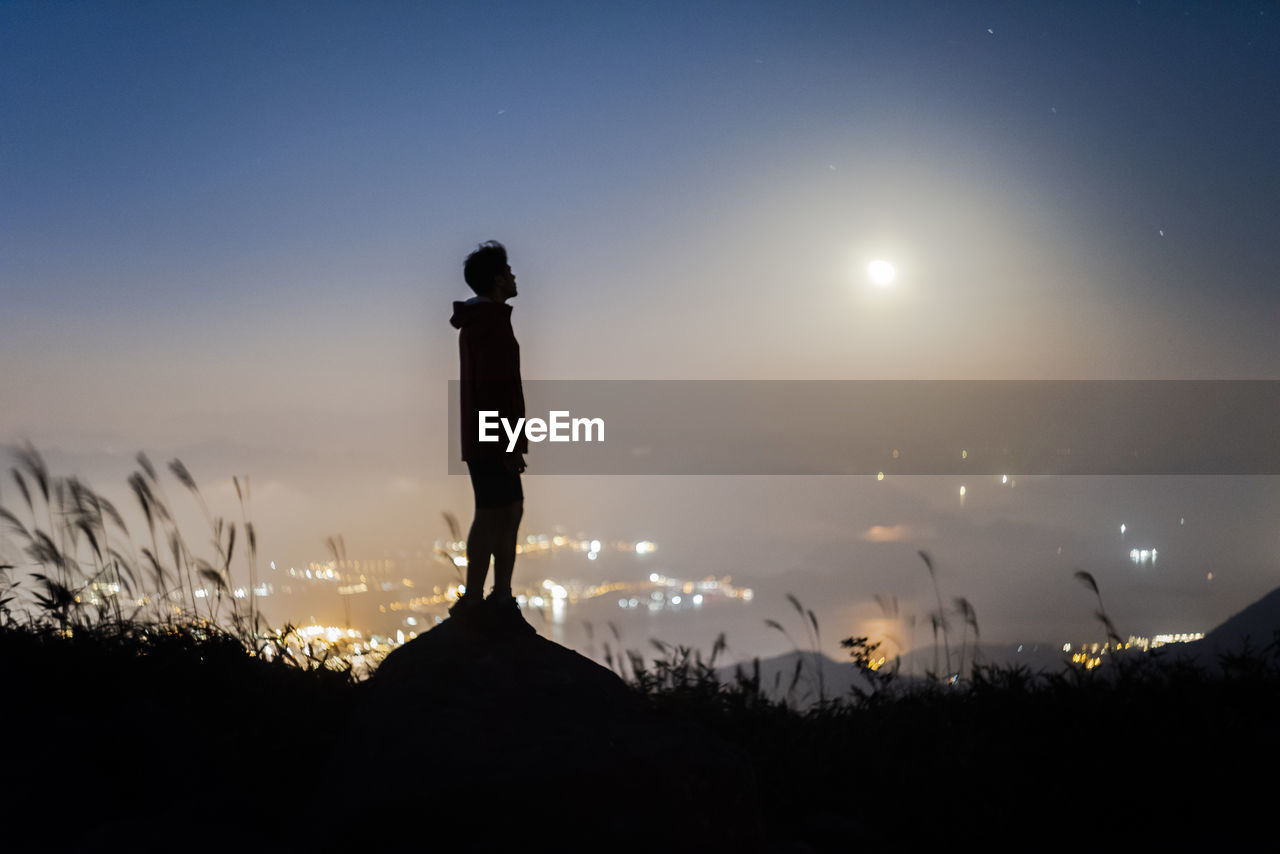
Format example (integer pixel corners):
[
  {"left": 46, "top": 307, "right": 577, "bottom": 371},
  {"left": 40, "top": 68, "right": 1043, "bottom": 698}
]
[
  {"left": 489, "top": 499, "right": 524, "bottom": 598},
  {"left": 464, "top": 506, "right": 502, "bottom": 597}
]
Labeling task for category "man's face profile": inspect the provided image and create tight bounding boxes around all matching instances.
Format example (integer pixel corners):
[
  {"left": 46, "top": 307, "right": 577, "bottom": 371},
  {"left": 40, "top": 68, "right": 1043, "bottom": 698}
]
[{"left": 494, "top": 264, "right": 517, "bottom": 301}]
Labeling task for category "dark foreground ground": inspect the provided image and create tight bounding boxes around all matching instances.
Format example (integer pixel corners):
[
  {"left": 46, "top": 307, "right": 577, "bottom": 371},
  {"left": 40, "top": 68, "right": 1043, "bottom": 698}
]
[{"left": 4, "top": 619, "right": 1278, "bottom": 852}]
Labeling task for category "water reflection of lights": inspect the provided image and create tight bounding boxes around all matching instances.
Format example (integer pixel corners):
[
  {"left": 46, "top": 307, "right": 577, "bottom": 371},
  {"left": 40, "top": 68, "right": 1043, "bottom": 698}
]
[{"left": 613, "top": 574, "right": 751, "bottom": 612}]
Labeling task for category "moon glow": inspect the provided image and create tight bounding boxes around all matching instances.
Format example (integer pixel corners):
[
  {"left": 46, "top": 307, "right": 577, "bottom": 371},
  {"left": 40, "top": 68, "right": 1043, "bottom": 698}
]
[{"left": 868, "top": 259, "right": 897, "bottom": 286}]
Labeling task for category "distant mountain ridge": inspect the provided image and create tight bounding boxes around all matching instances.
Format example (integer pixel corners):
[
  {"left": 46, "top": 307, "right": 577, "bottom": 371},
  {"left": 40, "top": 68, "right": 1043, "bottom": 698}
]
[
  {"left": 1164, "top": 583, "right": 1280, "bottom": 666},
  {"left": 717, "top": 641, "right": 1076, "bottom": 706},
  {"left": 716, "top": 584, "right": 1280, "bottom": 702}
]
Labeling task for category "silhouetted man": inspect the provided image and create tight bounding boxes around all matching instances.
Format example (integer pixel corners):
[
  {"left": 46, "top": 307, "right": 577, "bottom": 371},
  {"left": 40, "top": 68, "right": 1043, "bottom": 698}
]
[{"left": 448, "top": 240, "right": 534, "bottom": 634}]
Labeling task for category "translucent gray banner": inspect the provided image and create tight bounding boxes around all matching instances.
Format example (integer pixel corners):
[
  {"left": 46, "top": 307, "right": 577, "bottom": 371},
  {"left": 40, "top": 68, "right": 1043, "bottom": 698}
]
[{"left": 446, "top": 381, "right": 1280, "bottom": 475}]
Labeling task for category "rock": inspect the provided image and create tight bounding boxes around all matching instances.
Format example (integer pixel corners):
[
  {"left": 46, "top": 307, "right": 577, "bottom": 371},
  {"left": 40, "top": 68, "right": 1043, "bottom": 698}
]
[{"left": 315, "top": 616, "right": 761, "bottom": 850}]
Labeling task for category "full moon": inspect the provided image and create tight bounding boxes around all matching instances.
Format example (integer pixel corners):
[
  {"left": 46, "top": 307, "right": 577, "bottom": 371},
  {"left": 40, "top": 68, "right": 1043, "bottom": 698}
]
[{"left": 868, "top": 259, "right": 897, "bottom": 286}]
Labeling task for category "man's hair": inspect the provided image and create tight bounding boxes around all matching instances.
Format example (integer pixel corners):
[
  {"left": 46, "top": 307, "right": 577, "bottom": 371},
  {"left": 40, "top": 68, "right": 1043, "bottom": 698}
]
[{"left": 463, "top": 240, "right": 508, "bottom": 295}]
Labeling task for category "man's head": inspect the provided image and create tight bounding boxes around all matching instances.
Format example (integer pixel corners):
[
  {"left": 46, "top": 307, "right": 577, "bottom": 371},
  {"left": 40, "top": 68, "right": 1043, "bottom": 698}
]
[{"left": 464, "top": 240, "right": 517, "bottom": 302}]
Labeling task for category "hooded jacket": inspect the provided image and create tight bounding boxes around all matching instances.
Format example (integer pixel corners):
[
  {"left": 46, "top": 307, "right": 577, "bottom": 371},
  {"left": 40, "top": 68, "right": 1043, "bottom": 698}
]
[{"left": 450, "top": 297, "right": 528, "bottom": 460}]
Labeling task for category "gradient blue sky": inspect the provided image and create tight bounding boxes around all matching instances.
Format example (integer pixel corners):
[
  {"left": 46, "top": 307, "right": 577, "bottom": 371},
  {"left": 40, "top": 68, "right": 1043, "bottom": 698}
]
[{"left": 3, "top": 1, "right": 1278, "bottom": 654}]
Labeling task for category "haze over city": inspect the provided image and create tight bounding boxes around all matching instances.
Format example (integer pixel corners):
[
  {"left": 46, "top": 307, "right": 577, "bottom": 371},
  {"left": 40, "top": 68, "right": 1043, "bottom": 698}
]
[{"left": 3, "top": 1, "right": 1278, "bottom": 661}]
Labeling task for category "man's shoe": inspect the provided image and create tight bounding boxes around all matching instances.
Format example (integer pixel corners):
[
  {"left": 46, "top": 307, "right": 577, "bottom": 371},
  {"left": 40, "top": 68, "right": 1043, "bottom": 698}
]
[
  {"left": 483, "top": 593, "right": 537, "bottom": 636},
  {"left": 448, "top": 593, "right": 484, "bottom": 621}
]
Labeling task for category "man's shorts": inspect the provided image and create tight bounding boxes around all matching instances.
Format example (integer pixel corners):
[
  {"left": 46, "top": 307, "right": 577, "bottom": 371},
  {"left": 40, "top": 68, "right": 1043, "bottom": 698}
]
[{"left": 466, "top": 458, "right": 524, "bottom": 509}]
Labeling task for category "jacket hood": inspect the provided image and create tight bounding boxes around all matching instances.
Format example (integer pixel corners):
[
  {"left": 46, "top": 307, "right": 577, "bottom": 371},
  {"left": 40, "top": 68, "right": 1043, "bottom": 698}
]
[{"left": 450, "top": 298, "right": 512, "bottom": 329}]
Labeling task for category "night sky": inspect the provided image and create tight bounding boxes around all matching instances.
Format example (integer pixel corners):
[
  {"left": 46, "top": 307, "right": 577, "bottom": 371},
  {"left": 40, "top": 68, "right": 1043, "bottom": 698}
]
[{"left": 3, "top": 1, "right": 1278, "bottom": 658}]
